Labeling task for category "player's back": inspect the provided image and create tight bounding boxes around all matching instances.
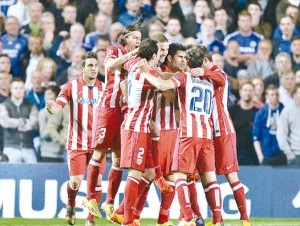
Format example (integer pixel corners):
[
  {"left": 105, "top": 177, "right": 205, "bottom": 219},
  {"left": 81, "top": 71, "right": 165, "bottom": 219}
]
[
  {"left": 123, "top": 64, "right": 157, "bottom": 133},
  {"left": 175, "top": 72, "right": 214, "bottom": 139}
]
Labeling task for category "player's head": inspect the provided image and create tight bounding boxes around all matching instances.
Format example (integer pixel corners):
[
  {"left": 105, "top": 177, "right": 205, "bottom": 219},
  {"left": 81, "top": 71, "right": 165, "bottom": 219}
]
[
  {"left": 139, "top": 39, "right": 159, "bottom": 62},
  {"left": 151, "top": 33, "right": 169, "bottom": 64},
  {"left": 185, "top": 44, "right": 212, "bottom": 69},
  {"left": 165, "top": 43, "right": 186, "bottom": 72},
  {"left": 81, "top": 52, "right": 99, "bottom": 80},
  {"left": 119, "top": 24, "right": 142, "bottom": 51}
]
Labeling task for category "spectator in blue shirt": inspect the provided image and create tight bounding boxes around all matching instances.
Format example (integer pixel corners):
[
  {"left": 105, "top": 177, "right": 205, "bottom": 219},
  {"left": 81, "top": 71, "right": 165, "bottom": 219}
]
[
  {"left": 224, "top": 10, "right": 263, "bottom": 68},
  {"left": 0, "top": 16, "right": 28, "bottom": 77},
  {"left": 252, "top": 85, "right": 287, "bottom": 166}
]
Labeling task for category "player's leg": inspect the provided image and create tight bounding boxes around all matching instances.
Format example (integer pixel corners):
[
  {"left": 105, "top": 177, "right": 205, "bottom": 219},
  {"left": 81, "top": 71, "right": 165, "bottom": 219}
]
[
  {"left": 199, "top": 139, "right": 223, "bottom": 225},
  {"left": 133, "top": 168, "right": 155, "bottom": 222},
  {"left": 102, "top": 148, "right": 122, "bottom": 219},
  {"left": 157, "top": 174, "right": 176, "bottom": 226},
  {"left": 66, "top": 150, "right": 89, "bottom": 225},
  {"left": 84, "top": 149, "right": 105, "bottom": 218},
  {"left": 226, "top": 172, "right": 250, "bottom": 225}
]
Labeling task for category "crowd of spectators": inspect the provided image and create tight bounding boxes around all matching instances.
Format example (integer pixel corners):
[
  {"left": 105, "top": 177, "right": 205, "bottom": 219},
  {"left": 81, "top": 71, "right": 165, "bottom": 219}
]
[{"left": 0, "top": 0, "right": 300, "bottom": 167}]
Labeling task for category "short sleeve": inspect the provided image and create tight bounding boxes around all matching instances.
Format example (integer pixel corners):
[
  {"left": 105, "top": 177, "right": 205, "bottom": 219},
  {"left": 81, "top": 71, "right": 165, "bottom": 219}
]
[{"left": 56, "top": 82, "right": 72, "bottom": 107}]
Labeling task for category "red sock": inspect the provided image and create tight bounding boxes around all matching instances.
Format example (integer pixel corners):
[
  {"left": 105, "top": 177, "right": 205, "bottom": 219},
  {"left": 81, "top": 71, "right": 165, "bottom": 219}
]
[
  {"left": 86, "top": 213, "right": 94, "bottom": 221},
  {"left": 134, "top": 177, "right": 152, "bottom": 218},
  {"left": 188, "top": 181, "right": 202, "bottom": 218},
  {"left": 157, "top": 183, "right": 175, "bottom": 224},
  {"left": 175, "top": 179, "right": 193, "bottom": 221},
  {"left": 178, "top": 210, "right": 184, "bottom": 221},
  {"left": 67, "top": 182, "right": 78, "bottom": 208},
  {"left": 204, "top": 181, "right": 222, "bottom": 224},
  {"left": 231, "top": 181, "right": 249, "bottom": 221},
  {"left": 87, "top": 158, "right": 102, "bottom": 200},
  {"left": 123, "top": 176, "right": 140, "bottom": 224},
  {"left": 152, "top": 137, "right": 163, "bottom": 180},
  {"left": 115, "top": 200, "right": 124, "bottom": 215},
  {"left": 106, "top": 165, "right": 123, "bottom": 205}
]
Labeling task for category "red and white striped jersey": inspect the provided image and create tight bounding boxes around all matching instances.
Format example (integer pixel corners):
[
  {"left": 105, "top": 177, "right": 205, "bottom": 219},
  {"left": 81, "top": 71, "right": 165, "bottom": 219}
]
[
  {"left": 154, "top": 64, "right": 176, "bottom": 131},
  {"left": 99, "top": 45, "right": 127, "bottom": 108},
  {"left": 207, "top": 65, "right": 236, "bottom": 137},
  {"left": 56, "top": 77, "right": 104, "bottom": 150},
  {"left": 171, "top": 72, "right": 214, "bottom": 139},
  {"left": 154, "top": 92, "right": 177, "bottom": 130},
  {"left": 122, "top": 62, "right": 157, "bottom": 133}
]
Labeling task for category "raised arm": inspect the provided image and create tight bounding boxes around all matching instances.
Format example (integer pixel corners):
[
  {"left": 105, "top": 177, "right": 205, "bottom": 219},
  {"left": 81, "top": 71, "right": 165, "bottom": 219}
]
[
  {"left": 106, "top": 48, "right": 139, "bottom": 71},
  {"left": 190, "top": 67, "right": 226, "bottom": 87}
]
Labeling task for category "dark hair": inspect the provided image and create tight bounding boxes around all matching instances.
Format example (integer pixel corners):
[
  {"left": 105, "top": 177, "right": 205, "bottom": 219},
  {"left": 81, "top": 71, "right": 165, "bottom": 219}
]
[
  {"left": 186, "top": 44, "right": 212, "bottom": 68},
  {"left": 119, "top": 25, "right": 141, "bottom": 46},
  {"left": 45, "top": 85, "right": 61, "bottom": 97},
  {"left": 81, "top": 52, "right": 98, "bottom": 68},
  {"left": 167, "top": 43, "right": 185, "bottom": 58},
  {"left": 11, "top": 77, "right": 24, "bottom": 84},
  {"left": 292, "top": 35, "right": 300, "bottom": 42},
  {"left": 139, "top": 39, "right": 158, "bottom": 61},
  {"left": 265, "top": 84, "right": 278, "bottom": 94},
  {"left": 0, "top": 53, "right": 10, "bottom": 59},
  {"left": 247, "top": 1, "right": 262, "bottom": 11}
]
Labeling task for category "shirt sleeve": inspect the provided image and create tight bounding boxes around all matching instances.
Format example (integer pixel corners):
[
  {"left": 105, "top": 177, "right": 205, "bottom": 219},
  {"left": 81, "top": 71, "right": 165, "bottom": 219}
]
[
  {"left": 56, "top": 82, "right": 72, "bottom": 107},
  {"left": 276, "top": 108, "right": 292, "bottom": 154},
  {"left": 252, "top": 109, "right": 263, "bottom": 142},
  {"left": 171, "top": 72, "right": 184, "bottom": 88},
  {"left": 104, "top": 46, "right": 119, "bottom": 64}
]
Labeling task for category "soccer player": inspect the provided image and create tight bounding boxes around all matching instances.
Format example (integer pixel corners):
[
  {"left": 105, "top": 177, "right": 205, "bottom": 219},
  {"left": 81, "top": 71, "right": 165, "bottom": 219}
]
[
  {"left": 155, "top": 43, "right": 187, "bottom": 226},
  {"left": 119, "top": 38, "right": 159, "bottom": 226},
  {"left": 140, "top": 44, "right": 223, "bottom": 226},
  {"left": 46, "top": 52, "right": 105, "bottom": 226},
  {"left": 85, "top": 25, "right": 141, "bottom": 220},
  {"left": 191, "top": 46, "right": 251, "bottom": 226}
]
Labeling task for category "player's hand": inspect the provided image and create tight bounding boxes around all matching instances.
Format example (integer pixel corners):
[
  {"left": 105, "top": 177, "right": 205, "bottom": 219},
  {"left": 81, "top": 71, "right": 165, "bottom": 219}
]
[
  {"left": 138, "top": 59, "right": 150, "bottom": 72},
  {"left": 190, "top": 68, "right": 204, "bottom": 77},
  {"left": 131, "top": 48, "right": 139, "bottom": 56}
]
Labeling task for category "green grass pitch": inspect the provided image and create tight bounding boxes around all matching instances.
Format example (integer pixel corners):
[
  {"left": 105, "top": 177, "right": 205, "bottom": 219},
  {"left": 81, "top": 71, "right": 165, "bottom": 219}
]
[{"left": 0, "top": 218, "right": 300, "bottom": 226}]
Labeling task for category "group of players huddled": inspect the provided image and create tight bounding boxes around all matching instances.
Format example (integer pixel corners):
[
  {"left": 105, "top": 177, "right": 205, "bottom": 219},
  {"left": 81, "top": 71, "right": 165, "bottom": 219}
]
[{"left": 46, "top": 23, "right": 251, "bottom": 226}]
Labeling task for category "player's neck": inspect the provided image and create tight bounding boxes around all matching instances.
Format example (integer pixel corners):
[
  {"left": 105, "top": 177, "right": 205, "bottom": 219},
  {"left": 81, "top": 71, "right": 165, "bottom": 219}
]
[{"left": 83, "top": 76, "right": 96, "bottom": 86}]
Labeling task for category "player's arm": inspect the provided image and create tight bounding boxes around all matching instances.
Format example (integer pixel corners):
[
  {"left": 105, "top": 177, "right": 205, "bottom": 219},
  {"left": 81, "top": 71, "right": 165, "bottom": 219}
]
[
  {"left": 106, "top": 48, "right": 139, "bottom": 71},
  {"left": 159, "top": 71, "right": 176, "bottom": 80},
  {"left": 120, "top": 79, "right": 128, "bottom": 103},
  {"left": 141, "top": 71, "right": 176, "bottom": 91},
  {"left": 46, "top": 100, "right": 63, "bottom": 115},
  {"left": 190, "top": 67, "right": 225, "bottom": 87}
]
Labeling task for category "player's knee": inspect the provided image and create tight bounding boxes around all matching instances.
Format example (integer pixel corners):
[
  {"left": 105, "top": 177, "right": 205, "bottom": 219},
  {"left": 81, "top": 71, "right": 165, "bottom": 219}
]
[{"left": 143, "top": 168, "right": 155, "bottom": 181}]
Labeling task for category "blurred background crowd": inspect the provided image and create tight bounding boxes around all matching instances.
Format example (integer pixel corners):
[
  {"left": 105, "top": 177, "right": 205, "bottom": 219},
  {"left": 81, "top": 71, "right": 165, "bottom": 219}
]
[{"left": 0, "top": 0, "right": 300, "bottom": 167}]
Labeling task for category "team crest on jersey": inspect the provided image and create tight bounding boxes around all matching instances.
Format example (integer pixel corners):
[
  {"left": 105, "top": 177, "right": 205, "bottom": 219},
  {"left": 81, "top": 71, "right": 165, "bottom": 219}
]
[
  {"left": 107, "top": 49, "right": 113, "bottom": 55},
  {"left": 213, "top": 46, "right": 220, "bottom": 52},
  {"left": 15, "top": 43, "right": 21, "bottom": 50},
  {"left": 250, "top": 41, "right": 257, "bottom": 47}
]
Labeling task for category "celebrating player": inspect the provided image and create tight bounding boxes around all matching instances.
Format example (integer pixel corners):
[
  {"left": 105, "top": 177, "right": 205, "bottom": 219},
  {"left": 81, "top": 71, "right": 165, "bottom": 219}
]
[
  {"left": 83, "top": 25, "right": 142, "bottom": 220},
  {"left": 140, "top": 44, "right": 224, "bottom": 226},
  {"left": 46, "top": 52, "right": 105, "bottom": 226}
]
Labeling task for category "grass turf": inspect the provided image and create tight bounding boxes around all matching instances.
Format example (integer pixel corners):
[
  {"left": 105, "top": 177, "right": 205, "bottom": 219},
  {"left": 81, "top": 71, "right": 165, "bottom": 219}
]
[{"left": 0, "top": 218, "right": 300, "bottom": 226}]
